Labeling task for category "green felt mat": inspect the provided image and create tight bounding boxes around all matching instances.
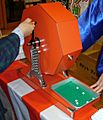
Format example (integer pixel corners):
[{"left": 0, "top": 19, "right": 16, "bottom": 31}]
[{"left": 51, "top": 77, "right": 99, "bottom": 108}]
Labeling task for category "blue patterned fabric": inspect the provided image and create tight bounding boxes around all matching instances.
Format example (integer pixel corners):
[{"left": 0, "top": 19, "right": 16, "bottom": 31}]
[
  {"left": 0, "top": 33, "right": 20, "bottom": 73},
  {"left": 78, "top": 0, "right": 103, "bottom": 76}
]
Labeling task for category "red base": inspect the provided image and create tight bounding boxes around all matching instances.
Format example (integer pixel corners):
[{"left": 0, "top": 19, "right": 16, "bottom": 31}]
[{"left": 0, "top": 61, "right": 99, "bottom": 120}]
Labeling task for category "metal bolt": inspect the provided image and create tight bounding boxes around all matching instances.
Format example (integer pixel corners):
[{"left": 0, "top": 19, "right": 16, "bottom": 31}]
[{"left": 68, "top": 55, "right": 73, "bottom": 60}]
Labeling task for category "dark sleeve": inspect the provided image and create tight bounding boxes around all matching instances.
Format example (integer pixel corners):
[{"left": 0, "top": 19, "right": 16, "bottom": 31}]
[
  {"left": 78, "top": 0, "right": 103, "bottom": 51},
  {"left": 0, "top": 33, "right": 20, "bottom": 73}
]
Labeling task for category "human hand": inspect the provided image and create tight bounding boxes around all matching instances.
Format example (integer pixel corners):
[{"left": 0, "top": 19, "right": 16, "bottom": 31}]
[
  {"left": 18, "top": 18, "right": 35, "bottom": 37},
  {"left": 90, "top": 73, "right": 103, "bottom": 93}
]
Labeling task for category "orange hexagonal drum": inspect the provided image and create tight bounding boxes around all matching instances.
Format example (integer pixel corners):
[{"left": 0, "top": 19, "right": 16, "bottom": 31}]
[{"left": 22, "top": 2, "right": 82, "bottom": 75}]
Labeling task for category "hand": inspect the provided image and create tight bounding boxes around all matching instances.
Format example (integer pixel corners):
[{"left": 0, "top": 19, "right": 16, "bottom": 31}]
[
  {"left": 18, "top": 18, "right": 35, "bottom": 37},
  {"left": 90, "top": 73, "right": 103, "bottom": 93}
]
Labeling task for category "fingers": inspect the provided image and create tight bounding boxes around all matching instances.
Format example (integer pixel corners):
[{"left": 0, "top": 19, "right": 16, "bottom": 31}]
[
  {"left": 90, "top": 79, "right": 100, "bottom": 88},
  {"left": 24, "top": 18, "right": 32, "bottom": 23},
  {"left": 32, "top": 21, "right": 35, "bottom": 25},
  {"left": 93, "top": 86, "right": 102, "bottom": 93},
  {"left": 96, "top": 87, "right": 103, "bottom": 93},
  {"left": 90, "top": 74, "right": 103, "bottom": 93},
  {"left": 90, "top": 74, "right": 103, "bottom": 88},
  {"left": 32, "top": 21, "right": 36, "bottom": 24},
  {"left": 94, "top": 86, "right": 103, "bottom": 93},
  {"left": 90, "top": 83, "right": 98, "bottom": 89},
  {"left": 24, "top": 18, "right": 36, "bottom": 29},
  {"left": 91, "top": 84, "right": 103, "bottom": 93}
]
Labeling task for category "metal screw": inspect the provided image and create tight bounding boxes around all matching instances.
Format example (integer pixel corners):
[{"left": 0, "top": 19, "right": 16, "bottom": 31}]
[{"left": 68, "top": 55, "right": 73, "bottom": 60}]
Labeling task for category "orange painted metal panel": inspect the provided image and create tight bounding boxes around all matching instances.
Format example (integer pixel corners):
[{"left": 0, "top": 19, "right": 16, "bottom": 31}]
[{"left": 40, "top": 2, "right": 75, "bottom": 22}]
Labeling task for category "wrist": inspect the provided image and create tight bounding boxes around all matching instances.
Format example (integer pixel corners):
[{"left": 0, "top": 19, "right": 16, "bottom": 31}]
[{"left": 12, "top": 27, "right": 24, "bottom": 45}]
